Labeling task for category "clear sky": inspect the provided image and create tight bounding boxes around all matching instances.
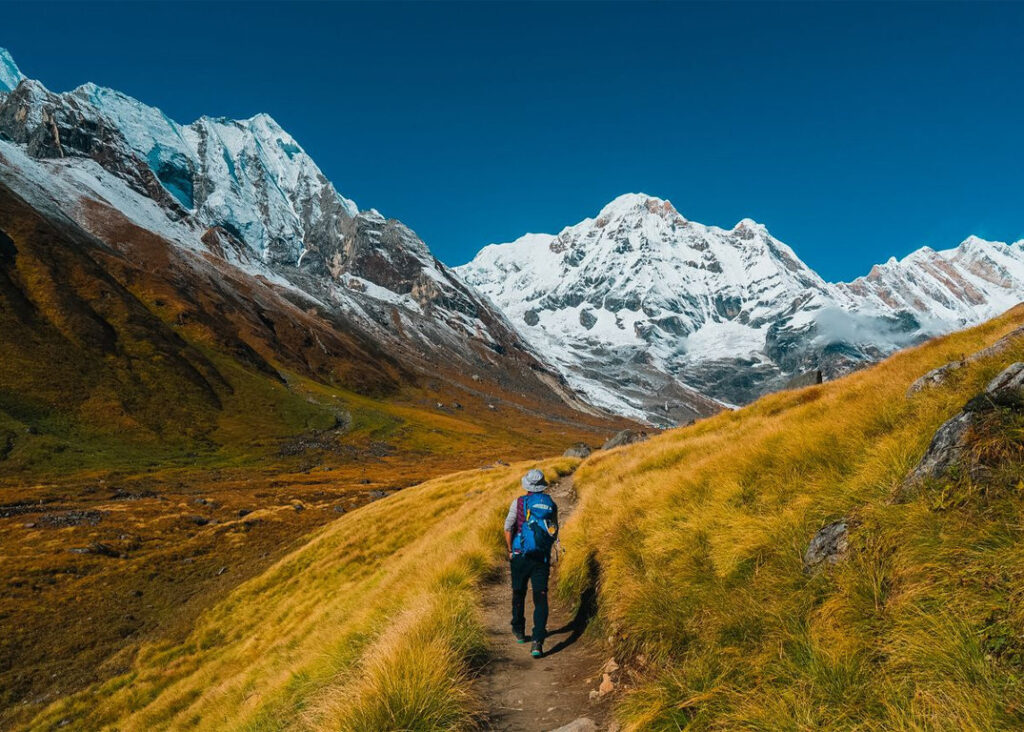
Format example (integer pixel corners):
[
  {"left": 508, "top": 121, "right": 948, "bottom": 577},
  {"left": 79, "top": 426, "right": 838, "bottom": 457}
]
[{"left": 1, "top": 1, "right": 1022, "bottom": 280}]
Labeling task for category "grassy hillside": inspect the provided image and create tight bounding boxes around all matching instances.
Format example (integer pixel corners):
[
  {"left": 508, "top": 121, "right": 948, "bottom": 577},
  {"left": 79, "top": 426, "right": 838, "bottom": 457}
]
[
  {"left": 558, "top": 305, "right": 1024, "bottom": 730},
  {"left": 16, "top": 264, "right": 1024, "bottom": 728},
  {"left": 0, "top": 182, "right": 631, "bottom": 721},
  {"left": 25, "top": 458, "right": 578, "bottom": 730}
]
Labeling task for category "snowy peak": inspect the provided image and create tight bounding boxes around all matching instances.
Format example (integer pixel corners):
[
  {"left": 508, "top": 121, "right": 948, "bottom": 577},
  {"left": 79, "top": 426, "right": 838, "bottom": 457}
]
[
  {"left": 460, "top": 193, "right": 1024, "bottom": 423},
  {"left": 838, "top": 235, "right": 1024, "bottom": 325},
  {"left": 457, "top": 194, "right": 839, "bottom": 421},
  {"left": 595, "top": 192, "right": 687, "bottom": 224},
  {"left": 0, "top": 47, "right": 23, "bottom": 93}
]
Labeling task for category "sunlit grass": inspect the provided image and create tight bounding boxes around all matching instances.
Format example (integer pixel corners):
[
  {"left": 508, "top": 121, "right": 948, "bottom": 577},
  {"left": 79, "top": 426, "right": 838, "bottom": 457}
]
[{"left": 557, "top": 306, "right": 1024, "bottom": 730}]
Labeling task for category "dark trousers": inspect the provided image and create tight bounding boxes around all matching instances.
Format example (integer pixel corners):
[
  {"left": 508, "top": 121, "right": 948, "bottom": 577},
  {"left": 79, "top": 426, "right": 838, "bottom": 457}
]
[{"left": 510, "top": 553, "right": 549, "bottom": 641}]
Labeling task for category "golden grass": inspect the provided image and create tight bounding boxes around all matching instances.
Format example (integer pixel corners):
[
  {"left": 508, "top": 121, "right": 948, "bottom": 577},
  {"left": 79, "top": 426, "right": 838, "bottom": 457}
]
[
  {"left": 27, "top": 458, "right": 578, "bottom": 731},
  {"left": 27, "top": 307, "right": 1024, "bottom": 731},
  {"left": 557, "top": 306, "right": 1024, "bottom": 730}
]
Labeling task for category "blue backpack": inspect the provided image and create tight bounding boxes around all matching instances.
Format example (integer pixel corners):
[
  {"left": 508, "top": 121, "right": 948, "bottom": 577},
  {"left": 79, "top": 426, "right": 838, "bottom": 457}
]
[{"left": 512, "top": 493, "right": 557, "bottom": 558}]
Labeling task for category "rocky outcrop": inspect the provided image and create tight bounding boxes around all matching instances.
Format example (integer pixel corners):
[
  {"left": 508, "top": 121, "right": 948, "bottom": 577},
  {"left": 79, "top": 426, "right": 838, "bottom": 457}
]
[
  {"left": 898, "top": 362, "right": 1024, "bottom": 500},
  {"left": 906, "top": 325, "right": 1024, "bottom": 397},
  {"left": 784, "top": 369, "right": 823, "bottom": 390},
  {"left": 602, "top": 429, "right": 649, "bottom": 450},
  {"left": 563, "top": 443, "right": 593, "bottom": 459},
  {"left": 803, "top": 520, "right": 849, "bottom": 573},
  {"left": 909, "top": 325, "right": 1019, "bottom": 397}
]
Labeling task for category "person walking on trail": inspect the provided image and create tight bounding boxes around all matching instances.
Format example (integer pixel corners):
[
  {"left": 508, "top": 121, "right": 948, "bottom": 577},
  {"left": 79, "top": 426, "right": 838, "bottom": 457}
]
[{"left": 504, "top": 469, "right": 559, "bottom": 658}]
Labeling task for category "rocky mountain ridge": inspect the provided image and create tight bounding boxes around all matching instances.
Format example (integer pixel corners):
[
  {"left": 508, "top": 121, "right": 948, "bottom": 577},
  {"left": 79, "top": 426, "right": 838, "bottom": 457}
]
[
  {"left": 0, "top": 47, "right": 605, "bottom": 422},
  {"left": 458, "top": 193, "right": 1024, "bottom": 423}
]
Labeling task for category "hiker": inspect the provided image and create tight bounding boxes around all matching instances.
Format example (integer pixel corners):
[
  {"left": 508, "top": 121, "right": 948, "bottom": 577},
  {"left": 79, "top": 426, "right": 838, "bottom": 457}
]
[{"left": 504, "top": 468, "right": 559, "bottom": 658}]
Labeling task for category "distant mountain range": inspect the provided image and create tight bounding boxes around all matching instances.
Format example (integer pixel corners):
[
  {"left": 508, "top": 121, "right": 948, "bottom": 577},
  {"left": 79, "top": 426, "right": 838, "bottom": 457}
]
[
  {"left": 458, "top": 193, "right": 1024, "bottom": 423},
  {"left": 2, "top": 46, "right": 1021, "bottom": 429}
]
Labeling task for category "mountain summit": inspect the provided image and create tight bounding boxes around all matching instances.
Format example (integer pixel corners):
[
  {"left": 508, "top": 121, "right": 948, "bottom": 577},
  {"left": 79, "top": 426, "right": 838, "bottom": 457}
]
[{"left": 458, "top": 194, "right": 1024, "bottom": 422}]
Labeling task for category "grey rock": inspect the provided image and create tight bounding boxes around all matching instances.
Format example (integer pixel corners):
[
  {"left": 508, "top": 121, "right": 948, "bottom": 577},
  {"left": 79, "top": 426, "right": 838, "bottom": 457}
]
[
  {"left": 38, "top": 510, "right": 104, "bottom": 528},
  {"left": 905, "top": 410, "right": 976, "bottom": 489},
  {"left": 907, "top": 360, "right": 966, "bottom": 397},
  {"left": 563, "top": 442, "right": 592, "bottom": 459},
  {"left": 602, "top": 429, "right": 649, "bottom": 450},
  {"left": 803, "top": 520, "right": 849, "bottom": 572},
  {"left": 985, "top": 360, "right": 1024, "bottom": 395},
  {"left": 783, "top": 369, "right": 823, "bottom": 390},
  {"left": 69, "top": 542, "right": 120, "bottom": 558}
]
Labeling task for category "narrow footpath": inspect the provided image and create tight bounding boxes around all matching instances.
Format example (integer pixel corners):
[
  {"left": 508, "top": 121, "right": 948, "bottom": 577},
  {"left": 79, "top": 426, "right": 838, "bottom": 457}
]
[{"left": 478, "top": 475, "right": 618, "bottom": 732}]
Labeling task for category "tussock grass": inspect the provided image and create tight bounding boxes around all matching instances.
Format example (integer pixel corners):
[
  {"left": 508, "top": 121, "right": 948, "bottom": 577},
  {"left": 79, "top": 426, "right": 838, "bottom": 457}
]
[
  {"left": 29, "top": 458, "right": 577, "bottom": 730},
  {"left": 560, "top": 306, "right": 1024, "bottom": 730}
]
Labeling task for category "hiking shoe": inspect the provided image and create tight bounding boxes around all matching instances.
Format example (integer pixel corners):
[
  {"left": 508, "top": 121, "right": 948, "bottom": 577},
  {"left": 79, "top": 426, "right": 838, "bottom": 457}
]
[
  {"left": 513, "top": 629, "right": 526, "bottom": 644},
  {"left": 531, "top": 640, "right": 543, "bottom": 658}
]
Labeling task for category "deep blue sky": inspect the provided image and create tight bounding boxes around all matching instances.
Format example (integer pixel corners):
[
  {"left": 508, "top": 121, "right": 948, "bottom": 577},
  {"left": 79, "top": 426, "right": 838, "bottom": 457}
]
[{"left": 1, "top": 1, "right": 1022, "bottom": 279}]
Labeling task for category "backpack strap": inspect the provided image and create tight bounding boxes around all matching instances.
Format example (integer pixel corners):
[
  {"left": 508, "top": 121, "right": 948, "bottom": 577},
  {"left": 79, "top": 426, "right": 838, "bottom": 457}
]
[{"left": 514, "top": 494, "right": 527, "bottom": 537}]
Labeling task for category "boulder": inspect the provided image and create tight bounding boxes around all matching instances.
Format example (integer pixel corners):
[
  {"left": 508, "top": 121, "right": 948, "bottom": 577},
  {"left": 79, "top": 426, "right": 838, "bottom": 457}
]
[
  {"left": 549, "top": 718, "right": 597, "bottom": 732},
  {"left": 784, "top": 369, "right": 823, "bottom": 390},
  {"left": 563, "top": 442, "right": 592, "bottom": 459},
  {"left": 899, "top": 362, "right": 1024, "bottom": 499},
  {"left": 803, "top": 520, "right": 849, "bottom": 572},
  {"left": 907, "top": 360, "right": 965, "bottom": 397},
  {"left": 602, "top": 429, "right": 648, "bottom": 450}
]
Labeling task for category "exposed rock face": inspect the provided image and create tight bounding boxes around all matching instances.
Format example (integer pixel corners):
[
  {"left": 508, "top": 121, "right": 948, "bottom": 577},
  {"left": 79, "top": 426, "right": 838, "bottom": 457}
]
[
  {"left": 563, "top": 442, "right": 592, "bottom": 459},
  {"left": 803, "top": 520, "right": 849, "bottom": 572},
  {"left": 602, "top": 429, "right": 648, "bottom": 450},
  {"left": 459, "top": 193, "right": 1024, "bottom": 424},
  {"left": 906, "top": 360, "right": 968, "bottom": 397},
  {"left": 899, "top": 362, "right": 1024, "bottom": 500}
]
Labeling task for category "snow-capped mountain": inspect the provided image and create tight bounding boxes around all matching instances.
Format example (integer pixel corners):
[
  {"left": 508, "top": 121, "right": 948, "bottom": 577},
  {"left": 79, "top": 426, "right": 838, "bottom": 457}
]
[
  {"left": 458, "top": 193, "right": 1024, "bottom": 423},
  {"left": 0, "top": 48, "right": 604, "bottom": 422}
]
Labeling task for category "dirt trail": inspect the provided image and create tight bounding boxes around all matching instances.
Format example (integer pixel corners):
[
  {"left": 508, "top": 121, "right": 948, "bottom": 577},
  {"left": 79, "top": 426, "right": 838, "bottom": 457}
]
[{"left": 478, "top": 475, "right": 616, "bottom": 731}]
